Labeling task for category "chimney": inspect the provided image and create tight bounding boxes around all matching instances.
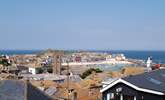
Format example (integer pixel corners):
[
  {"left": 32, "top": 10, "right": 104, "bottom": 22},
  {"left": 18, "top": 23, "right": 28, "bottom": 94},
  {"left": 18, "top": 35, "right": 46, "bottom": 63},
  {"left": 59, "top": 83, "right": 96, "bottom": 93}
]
[{"left": 53, "top": 51, "right": 64, "bottom": 75}]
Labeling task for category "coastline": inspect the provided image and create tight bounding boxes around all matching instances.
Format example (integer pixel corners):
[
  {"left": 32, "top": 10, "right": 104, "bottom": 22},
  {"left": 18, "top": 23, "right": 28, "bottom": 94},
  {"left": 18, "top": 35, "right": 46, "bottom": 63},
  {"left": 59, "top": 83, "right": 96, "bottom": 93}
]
[
  {"left": 62, "top": 60, "right": 132, "bottom": 66},
  {"left": 0, "top": 50, "right": 165, "bottom": 63}
]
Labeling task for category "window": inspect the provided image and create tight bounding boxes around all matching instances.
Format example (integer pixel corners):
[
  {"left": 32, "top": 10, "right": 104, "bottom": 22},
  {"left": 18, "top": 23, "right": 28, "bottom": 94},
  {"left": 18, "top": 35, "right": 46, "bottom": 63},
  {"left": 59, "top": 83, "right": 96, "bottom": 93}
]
[
  {"left": 107, "top": 93, "right": 115, "bottom": 100},
  {"left": 30, "top": 70, "right": 32, "bottom": 73},
  {"left": 110, "top": 93, "right": 114, "bottom": 99}
]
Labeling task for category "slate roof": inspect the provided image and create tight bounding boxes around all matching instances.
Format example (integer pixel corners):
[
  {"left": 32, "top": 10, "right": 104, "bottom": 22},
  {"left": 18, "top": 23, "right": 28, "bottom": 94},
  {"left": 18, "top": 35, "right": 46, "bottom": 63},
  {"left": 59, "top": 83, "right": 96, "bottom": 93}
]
[
  {"left": 123, "top": 69, "right": 165, "bottom": 93},
  {"left": 0, "top": 80, "right": 53, "bottom": 100},
  {"left": 0, "top": 80, "right": 25, "bottom": 100}
]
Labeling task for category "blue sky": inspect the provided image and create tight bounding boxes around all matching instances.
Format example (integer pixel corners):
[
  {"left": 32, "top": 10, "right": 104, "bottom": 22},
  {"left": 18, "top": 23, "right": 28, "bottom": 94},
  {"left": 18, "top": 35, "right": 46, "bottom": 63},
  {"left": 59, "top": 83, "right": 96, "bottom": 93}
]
[{"left": 0, "top": 0, "right": 165, "bottom": 50}]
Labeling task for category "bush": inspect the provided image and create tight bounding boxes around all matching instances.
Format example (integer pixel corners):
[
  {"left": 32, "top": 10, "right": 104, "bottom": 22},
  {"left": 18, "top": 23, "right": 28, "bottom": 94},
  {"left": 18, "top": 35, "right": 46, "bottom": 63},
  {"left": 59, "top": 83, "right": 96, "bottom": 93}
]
[
  {"left": 95, "top": 68, "right": 103, "bottom": 73},
  {"left": 80, "top": 68, "right": 103, "bottom": 79},
  {"left": 37, "top": 67, "right": 44, "bottom": 73},
  {"left": 0, "top": 59, "right": 11, "bottom": 66},
  {"left": 47, "top": 68, "right": 53, "bottom": 73},
  {"left": 42, "top": 66, "right": 53, "bottom": 73}
]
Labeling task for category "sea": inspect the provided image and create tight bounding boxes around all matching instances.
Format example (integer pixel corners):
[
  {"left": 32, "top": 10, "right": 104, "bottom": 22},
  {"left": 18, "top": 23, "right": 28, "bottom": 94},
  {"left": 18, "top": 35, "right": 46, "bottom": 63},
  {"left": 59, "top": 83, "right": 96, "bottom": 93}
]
[{"left": 0, "top": 50, "right": 165, "bottom": 64}]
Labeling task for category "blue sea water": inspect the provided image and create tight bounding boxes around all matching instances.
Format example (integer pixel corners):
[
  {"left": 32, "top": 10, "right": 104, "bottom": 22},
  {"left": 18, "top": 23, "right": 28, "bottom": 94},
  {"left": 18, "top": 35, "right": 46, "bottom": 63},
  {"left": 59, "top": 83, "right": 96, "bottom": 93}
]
[
  {"left": 0, "top": 50, "right": 41, "bottom": 55},
  {"left": 0, "top": 50, "right": 165, "bottom": 64}
]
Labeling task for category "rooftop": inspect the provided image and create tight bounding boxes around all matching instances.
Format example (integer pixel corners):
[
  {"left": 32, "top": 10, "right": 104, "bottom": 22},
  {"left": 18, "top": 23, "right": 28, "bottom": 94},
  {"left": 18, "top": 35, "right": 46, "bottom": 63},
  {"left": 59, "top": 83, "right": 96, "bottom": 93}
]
[
  {"left": 123, "top": 69, "right": 165, "bottom": 93},
  {"left": 0, "top": 80, "right": 53, "bottom": 100}
]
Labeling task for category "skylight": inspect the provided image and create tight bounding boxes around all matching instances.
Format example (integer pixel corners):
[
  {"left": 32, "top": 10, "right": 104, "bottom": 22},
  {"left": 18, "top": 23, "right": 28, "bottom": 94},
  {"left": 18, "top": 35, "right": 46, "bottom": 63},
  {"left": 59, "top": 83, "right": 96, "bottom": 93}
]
[
  {"left": 147, "top": 77, "right": 162, "bottom": 85},
  {"left": 161, "top": 74, "right": 165, "bottom": 77}
]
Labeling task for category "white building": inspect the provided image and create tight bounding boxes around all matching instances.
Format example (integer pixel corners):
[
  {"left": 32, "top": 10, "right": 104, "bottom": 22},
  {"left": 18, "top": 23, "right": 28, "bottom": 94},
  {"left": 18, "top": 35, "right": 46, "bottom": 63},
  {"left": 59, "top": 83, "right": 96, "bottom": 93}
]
[
  {"left": 147, "top": 57, "right": 152, "bottom": 68},
  {"left": 115, "top": 54, "right": 126, "bottom": 61},
  {"left": 106, "top": 55, "right": 112, "bottom": 61},
  {"left": 28, "top": 67, "right": 41, "bottom": 75}
]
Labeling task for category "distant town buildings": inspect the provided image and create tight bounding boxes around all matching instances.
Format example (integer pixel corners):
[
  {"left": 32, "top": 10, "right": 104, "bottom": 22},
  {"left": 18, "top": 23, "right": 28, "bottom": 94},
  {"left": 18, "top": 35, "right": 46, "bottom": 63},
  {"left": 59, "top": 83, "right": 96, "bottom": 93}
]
[{"left": 1, "top": 50, "right": 164, "bottom": 100}]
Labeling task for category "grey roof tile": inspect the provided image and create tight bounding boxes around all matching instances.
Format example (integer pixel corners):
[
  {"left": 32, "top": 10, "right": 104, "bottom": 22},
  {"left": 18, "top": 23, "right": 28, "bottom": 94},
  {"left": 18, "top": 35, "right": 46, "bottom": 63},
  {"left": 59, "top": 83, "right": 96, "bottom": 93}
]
[{"left": 123, "top": 69, "right": 165, "bottom": 93}]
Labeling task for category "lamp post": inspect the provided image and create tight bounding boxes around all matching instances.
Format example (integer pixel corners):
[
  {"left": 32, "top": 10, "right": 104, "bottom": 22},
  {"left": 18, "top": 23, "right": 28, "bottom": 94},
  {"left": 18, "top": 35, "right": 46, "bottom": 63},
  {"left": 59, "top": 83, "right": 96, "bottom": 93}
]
[{"left": 66, "top": 61, "right": 70, "bottom": 100}]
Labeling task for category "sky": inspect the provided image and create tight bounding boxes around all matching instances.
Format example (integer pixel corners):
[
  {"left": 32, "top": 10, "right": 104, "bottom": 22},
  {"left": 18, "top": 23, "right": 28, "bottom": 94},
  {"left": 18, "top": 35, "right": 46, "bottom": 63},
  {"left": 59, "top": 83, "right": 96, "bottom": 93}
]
[{"left": 0, "top": 0, "right": 165, "bottom": 50}]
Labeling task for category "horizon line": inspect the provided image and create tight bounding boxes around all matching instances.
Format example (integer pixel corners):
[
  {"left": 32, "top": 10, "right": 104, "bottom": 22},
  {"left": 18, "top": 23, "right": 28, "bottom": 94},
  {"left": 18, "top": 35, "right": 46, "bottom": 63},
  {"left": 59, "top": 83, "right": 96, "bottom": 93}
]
[{"left": 0, "top": 49, "right": 165, "bottom": 52}]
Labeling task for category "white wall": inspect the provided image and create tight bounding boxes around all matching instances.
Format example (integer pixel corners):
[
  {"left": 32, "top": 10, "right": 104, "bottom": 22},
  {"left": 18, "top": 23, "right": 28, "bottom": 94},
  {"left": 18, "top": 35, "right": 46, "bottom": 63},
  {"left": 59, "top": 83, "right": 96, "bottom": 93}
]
[{"left": 29, "top": 67, "right": 37, "bottom": 75}]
